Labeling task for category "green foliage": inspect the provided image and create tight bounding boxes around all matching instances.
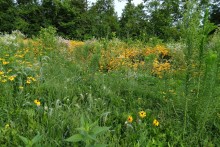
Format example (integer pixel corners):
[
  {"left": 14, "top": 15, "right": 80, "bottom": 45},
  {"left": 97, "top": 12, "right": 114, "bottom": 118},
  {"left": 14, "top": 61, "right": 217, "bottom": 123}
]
[
  {"left": 88, "top": 0, "right": 119, "bottom": 39},
  {"left": 0, "top": 0, "right": 194, "bottom": 41},
  {"left": 0, "top": 0, "right": 16, "bottom": 33},
  {"left": 19, "top": 133, "right": 42, "bottom": 147},
  {"left": 65, "top": 115, "right": 110, "bottom": 146},
  {"left": 39, "top": 26, "right": 57, "bottom": 48},
  {"left": 180, "top": 0, "right": 220, "bottom": 144},
  {"left": 120, "top": 2, "right": 147, "bottom": 40}
]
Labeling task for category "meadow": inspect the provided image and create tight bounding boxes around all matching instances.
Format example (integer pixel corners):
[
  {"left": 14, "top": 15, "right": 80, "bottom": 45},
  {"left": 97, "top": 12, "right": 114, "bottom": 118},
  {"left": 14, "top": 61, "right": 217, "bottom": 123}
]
[{"left": 0, "top": 24, "right": 220, "bottom": 146}]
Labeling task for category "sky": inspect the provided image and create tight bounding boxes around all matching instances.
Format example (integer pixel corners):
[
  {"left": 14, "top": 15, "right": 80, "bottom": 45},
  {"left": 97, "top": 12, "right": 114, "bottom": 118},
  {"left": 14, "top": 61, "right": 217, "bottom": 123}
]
[{"left": 88, "top": 0, "right": 143, "bottom": 17}]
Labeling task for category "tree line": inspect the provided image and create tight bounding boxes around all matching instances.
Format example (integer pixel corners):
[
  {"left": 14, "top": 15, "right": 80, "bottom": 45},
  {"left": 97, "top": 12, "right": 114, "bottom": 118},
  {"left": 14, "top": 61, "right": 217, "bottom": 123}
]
[{"left": 0, "top": 0, "right": 219, "bottom": 41}]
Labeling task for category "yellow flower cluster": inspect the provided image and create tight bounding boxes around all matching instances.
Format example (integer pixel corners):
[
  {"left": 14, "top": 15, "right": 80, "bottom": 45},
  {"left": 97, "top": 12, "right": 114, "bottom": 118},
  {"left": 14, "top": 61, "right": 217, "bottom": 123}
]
[
  {"left": 26, "top": 76, "right": 37, "bottom": 84},
  {"left": 1, "top": 38, "right": 39, "bottom": 85},
  {"left": 144, "top": 45, "right": 172, "bottom": 78},
  {"left": 127, "top": 111, "right": 147, "bottom": 123},
  {"left": 144, "top": 45, "right": 169, "bottom": 57},
  {"left": 152, "top": 59, "right": 171, "bottom": 78},
  {"left": 99, "top": 48, "right": 145, "bottom": 72},
  {"left": 98, "top": 44, "right": 172, "bottom": 73},
  {"left": 67, "top": 40, "right": 85, "bottom": 54},
  {"left": 126, "top": 111, "right": 159, "bottom": 127},
  {"left": 0, "top": 69, "right": 16, "bottom": 83}
]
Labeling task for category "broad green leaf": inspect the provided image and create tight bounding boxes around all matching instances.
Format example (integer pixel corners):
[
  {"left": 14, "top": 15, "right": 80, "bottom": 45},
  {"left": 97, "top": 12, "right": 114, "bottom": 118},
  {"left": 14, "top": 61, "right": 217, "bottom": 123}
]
[
  {"left": 80, "top": 115, "right": 85, "bottom": 126},
  {"left": 31, "top": 133, "right": 42, "bottom": 144},
  {"left": 19, "top": 135, "right": 30, "bottom": 145},
  {"left": 89, "top": 120, "right": 98, "bottom": 129},
  {"left": 86, "top": 134, "right": 97, "bottom": 142},
  {"left": 76, "top": 127, "right": 87, "bottom": 132},
  {"left": 65, "top": 134, "right": 83, "bottom": 142},
  {"left": 92, "top": 126, "right": 110, "bottom": 135}
]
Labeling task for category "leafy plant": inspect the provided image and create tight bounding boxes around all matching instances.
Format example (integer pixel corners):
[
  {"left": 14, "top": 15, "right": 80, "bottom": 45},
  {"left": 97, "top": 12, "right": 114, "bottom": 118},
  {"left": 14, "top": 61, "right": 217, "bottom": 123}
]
[
  {"left": 18, "top": 133, "right": 42, "bottom": 147},
  {"left": 65, "top": 115, "right": 110, "bottom": 147}
]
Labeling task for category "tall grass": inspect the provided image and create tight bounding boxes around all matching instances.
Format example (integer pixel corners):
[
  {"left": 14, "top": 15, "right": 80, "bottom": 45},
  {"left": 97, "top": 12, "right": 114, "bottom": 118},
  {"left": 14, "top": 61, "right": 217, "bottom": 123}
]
[{"left": 180, "top": 0, "right": 220, "bottom": 145}]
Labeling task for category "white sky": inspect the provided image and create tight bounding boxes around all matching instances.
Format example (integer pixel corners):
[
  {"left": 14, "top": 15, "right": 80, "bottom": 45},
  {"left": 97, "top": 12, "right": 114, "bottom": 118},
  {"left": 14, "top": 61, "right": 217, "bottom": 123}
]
[{"left": 88, "top": 0, "right": 143, "bottom": 17}]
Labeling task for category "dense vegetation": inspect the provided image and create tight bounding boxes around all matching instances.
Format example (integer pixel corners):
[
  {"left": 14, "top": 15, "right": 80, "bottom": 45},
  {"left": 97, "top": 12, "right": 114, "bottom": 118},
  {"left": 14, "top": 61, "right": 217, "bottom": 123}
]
[
  {"left": 0, "top": 0, "right": 220, "bottom": 147},
  {"left": 0, "top": 0, "right": 220, "bottom": 40}
]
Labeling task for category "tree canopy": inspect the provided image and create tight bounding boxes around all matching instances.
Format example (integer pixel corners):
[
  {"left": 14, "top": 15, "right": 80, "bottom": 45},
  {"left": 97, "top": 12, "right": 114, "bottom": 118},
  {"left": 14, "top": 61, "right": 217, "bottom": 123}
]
[{"left": 0, "top": 0, "right": 219, "bottom": 40}]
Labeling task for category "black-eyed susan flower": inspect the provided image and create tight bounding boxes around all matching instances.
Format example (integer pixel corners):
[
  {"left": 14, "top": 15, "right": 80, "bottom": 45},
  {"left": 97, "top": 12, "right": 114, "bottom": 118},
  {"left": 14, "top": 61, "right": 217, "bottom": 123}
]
[
  {"left": 8, "top": 75, "right": 16, "bottom": 81},
  {"left": 153, "top": 119, "right": 159, "bottom": 127},
  {"left": 139, "top": 111, "right": 146, "bottom": 119},
  {"left": 34, "top": 99, "right": 40, "bottom": 106},
  {"left": 127, "top": 116, "right": 133, "bottom": 123}
]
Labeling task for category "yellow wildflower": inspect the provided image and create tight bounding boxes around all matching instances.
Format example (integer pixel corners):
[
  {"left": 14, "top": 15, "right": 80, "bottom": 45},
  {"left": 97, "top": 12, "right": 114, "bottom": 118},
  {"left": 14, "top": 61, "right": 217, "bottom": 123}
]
[
  {"left": 0, "top": 71, "right": 4, "bottom": 75},
  {"left": 153, "top": 119, "right": 159, "bottom": 127},
  {"left": 127, "top": 116, "right": 133, "bottom": 123},
  {"left": 139, "top": 111, "right": 146, "bottom": 119},
  {"left": 8, "top": 76, "right": 16, "bottom": 81},
  {"left": 26, "top": 77, "right": 37, "bottom": 83},
  {"left": 34, "top": 99, "right": 40, "bottom": 106},
  {"left": 3, "top": 61, "right": 9, "bottom": 65}
]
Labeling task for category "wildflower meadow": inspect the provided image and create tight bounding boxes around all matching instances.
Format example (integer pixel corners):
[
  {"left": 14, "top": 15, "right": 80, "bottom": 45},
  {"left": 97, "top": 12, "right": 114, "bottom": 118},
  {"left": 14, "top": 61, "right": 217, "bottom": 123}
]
[{"left": 1, "top": 1, "right": 220, "bottom": 147}]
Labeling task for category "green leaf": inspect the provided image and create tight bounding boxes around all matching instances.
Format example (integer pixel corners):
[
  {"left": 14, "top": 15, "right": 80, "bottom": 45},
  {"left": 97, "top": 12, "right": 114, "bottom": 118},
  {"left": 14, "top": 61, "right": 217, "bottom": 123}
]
[
  {"left": 92, "top": 126, "right": 110, "bottom": 135},
  {"left": 31, "top": 133, "right": 42, "bottom": 145},
  {"left": 19, "top": 135, "right": 30, "bottom": 145},
  {"left": 65, "top": 134, "right": 83, "bottom": 142},
  {"left": 80, "top": 115, "right": 85, "bottom": 126},
  {"left": 89, "top": 120, "right": 98, "bottom": 129},
  {"left": 76, "top": 127, "right": 87, "bottom": 132},
  {"left": 86, "top": 134, "right": 97, "bottom": 141}
]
